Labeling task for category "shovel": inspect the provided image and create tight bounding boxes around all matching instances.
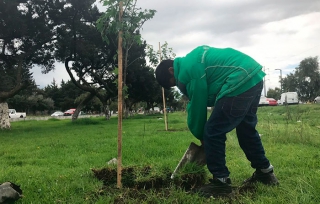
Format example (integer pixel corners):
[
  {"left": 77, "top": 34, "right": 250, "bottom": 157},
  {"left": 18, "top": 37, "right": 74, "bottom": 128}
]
[{"left": 171, "top": 142, "right": 206, "bottom": 179}]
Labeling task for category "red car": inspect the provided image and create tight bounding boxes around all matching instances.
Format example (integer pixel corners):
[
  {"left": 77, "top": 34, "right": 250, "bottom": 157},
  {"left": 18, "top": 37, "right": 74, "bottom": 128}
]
[
  {"left": 63, "top": 108, "right": 76, "bottom": 116},
  {"left": 266, "top": 98, "right": 278, "bottom": 106}
]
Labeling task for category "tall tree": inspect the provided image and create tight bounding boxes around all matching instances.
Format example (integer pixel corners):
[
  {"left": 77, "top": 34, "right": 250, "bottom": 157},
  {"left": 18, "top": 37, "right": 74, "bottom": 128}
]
[
  {"left": 295, "top": 57, "right": 320, "bottom": 101},
  {"left": 124, "top": 40, "right": 162, "bottom": 110},
  {"left": 282, "top": 73, "right": 298, "bottom": 93},
  {"left": 54, "top": 0, "right": 119, "bottom": 120},
  {"left": 282, "top": 57, "right": 320, "bottom": 102},
  {"left": 97, "top": 0, "right": 156, "bottom": 117},
  {"left": 0, "top": 0, "right": 63, "bottom": 129}
]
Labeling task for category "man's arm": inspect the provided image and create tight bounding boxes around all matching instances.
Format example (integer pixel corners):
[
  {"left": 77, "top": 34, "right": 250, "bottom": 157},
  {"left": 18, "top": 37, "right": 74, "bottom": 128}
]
[{"left": 186, "top": 77, "right": 208, "bottom": 140}]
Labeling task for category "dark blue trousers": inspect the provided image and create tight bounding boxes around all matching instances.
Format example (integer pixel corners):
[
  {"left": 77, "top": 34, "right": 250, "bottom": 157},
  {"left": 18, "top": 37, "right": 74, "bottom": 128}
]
[{"left": 203, "top": 81, "right": 270, "bottom": 178}]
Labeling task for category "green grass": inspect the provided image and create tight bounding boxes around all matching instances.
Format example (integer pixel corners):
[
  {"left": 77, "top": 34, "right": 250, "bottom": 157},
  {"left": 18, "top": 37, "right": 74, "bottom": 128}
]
[{"left": 1, "top": 104, "right": 320, "bottom": 203}]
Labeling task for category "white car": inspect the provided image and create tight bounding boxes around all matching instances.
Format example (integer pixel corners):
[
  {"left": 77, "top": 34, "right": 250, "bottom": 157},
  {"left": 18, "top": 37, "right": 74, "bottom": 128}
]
[
  {"left": 51, "top": 111, "right": 64, "bottom": 117},
  {"left": 9, "top": 109, "right": 26, "bottom": 118},
  {"left": 149, "top": 107, "right": 160, "bottom": 113},
  {"left": 314, "top": 96, "right": 320, "bottom": 103},
  {"left": 259, "top": 96, "right": 269, "bottom": 106}
]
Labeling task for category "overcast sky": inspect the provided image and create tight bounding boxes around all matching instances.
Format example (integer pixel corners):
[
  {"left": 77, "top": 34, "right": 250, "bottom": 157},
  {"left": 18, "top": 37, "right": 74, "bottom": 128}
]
[{"left": 32, "top": 0, "right": 320, "bottom": 95}]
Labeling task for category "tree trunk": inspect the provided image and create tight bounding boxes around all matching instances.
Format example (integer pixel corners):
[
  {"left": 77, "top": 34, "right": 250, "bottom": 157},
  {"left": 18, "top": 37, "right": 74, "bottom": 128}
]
[
  {"left": 122, "top": 49, "right": 129, "bottom": 119},
  {"left": 124, "top": 106, "right": 129, "bottom": 118},
  {"left": 72, "top": 108, "right": 81, "bottom": 121},
  {"left": 104, "top": 105, "right": 111, "bottom": 120},
  {"left": 72, "top": 93, "right": 95, "bottom": 121},
  {"left": 0, "top": 102, "right": 11, "bottom": 130}
]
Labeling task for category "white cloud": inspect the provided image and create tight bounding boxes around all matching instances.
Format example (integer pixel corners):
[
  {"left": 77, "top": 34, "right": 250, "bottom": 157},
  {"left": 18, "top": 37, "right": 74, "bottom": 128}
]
[
  {"left": 238, "top": 12, "right": 320, "bottom": 91},
  {"left": 32, "top": 0, "right": 320, "bottom": 95},
  {"left": 31, "top": 62, "right": 70, "bottom": 88}
]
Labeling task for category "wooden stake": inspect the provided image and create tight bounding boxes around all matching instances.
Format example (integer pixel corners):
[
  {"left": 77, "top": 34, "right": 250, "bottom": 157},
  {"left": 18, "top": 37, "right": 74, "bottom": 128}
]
[
  {"left": 117, "top": 0, "right": 123, "bottom": 189},
  {"left": 162, "top": 87, "right": 168, "bottom": 130},
  {"left": 159, "top": 42, "right": 168, "bottom": 131}
]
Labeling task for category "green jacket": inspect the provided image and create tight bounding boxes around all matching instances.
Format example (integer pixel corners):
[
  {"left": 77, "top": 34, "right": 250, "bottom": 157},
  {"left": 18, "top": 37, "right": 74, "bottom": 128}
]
[{"left": 173, "top": 45, "right": 265, "bottom": 140}]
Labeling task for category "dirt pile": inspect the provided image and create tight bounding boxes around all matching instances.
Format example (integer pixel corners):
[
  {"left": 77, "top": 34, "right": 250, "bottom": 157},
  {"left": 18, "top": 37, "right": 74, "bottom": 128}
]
[{"left": 92, "top": 166, "right": 206, "bottom": 191}]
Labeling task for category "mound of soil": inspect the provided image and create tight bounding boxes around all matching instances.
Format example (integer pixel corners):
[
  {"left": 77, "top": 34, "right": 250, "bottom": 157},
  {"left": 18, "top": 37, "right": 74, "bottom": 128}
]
[
  {"left": 91, "top": 166, "right": 259, "bottom": 203},
  {"left": 92, "top": 166, "right": 206, "bottom": 191}
]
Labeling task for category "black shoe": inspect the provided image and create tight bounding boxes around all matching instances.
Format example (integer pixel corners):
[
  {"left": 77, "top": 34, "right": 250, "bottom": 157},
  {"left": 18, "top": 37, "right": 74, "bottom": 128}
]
[
  {"left": 195, "top": 177, "right": 232, "bottom": 198},
  {"left": 243, "top": 169, "right": 279, "bottom": 186}
]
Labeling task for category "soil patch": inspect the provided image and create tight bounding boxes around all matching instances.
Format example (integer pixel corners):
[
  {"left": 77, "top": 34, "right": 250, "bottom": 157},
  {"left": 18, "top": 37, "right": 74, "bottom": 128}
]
[
  {"left": 91, "top": 166, "right": 259, "bottom": 203},
  {"left": 92, "top": 166, "right": 205, "bottom": 191}
]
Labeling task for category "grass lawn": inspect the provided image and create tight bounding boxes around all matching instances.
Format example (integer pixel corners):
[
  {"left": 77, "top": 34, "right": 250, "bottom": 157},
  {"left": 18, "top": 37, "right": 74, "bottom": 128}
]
[{"left": 1, "top": 104, "right": 320, "bottom": 203}]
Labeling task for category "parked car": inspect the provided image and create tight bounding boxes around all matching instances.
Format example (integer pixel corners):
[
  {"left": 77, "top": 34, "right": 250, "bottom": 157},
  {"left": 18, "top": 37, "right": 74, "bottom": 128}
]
[
  {"left": 314, "top": 96, "right": 320, "bottom": 103},
  {"left": 149, "top": 107, "right": 160, "bottom": 113},
  {"left": 279, "top": 92, "right": 299, "bottom": 105},
  {"left": 266, "top": 98, "right": 278, "bottom": 106},
  {"left": 9, "top": 109, "right": 26, "bottom": 118},
  {"left": 51, "top": 111, "right": 64, "bottom": 117},
  {"left": 259, "top": 96, "right": 269, "bottom": 106},
  {"left": 63, "top": 109, "right": 76, "bottom": 116}
]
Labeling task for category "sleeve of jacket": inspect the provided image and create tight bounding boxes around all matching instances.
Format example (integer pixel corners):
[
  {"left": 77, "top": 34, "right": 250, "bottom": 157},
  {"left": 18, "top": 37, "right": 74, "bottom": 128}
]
[{"left": 186, "top": 77, "right": 208, "bottom": 140}]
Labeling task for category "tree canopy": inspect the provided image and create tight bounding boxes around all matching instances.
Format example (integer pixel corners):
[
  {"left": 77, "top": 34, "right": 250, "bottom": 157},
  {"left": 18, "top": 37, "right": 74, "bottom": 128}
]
[
  {"left": 0, "top": 0, "right": 63, "bottom": 102},
  {"left": 282, "top": 57, "right": 320, "bottom": 102},
  {"left": 267, "top": 87, "right": 281, "bottom": 100},
  {"left": 1, "top": 0, "right": 178, "bottom": 126}
]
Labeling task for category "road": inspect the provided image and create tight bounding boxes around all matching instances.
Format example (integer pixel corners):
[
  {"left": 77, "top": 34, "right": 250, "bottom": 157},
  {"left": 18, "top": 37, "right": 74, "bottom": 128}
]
[{"left": 9, "top": 114, "right": 103, "bottom": 122}]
